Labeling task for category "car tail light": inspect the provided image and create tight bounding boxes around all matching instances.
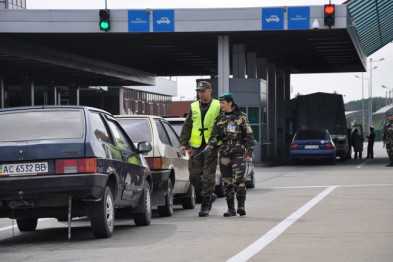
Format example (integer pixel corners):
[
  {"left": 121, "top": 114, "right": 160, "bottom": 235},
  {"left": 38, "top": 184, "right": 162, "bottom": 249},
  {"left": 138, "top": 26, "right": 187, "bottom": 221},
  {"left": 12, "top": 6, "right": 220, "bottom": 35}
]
[
  {"left": 325, "top": 143, "right": 335, "bottom": 150},
  {"left": 290, "top": 144, "right": 299, "bottom": 150},
  {"left": 56, "top": 158, "right": 97, "bottom": 174},
  {"left": 145, "top": 157, "right": 163, "bottom": 170}
]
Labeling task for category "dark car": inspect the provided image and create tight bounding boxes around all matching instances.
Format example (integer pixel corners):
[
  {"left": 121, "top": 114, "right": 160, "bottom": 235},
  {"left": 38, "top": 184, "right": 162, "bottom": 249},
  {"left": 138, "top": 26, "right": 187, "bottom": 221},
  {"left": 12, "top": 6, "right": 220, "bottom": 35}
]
[
  {"left": 0, "top": 106, "right": 155, "bottom": 239},
  {"left": 290, "top": 129, "right": 336, "bottom": 164}
]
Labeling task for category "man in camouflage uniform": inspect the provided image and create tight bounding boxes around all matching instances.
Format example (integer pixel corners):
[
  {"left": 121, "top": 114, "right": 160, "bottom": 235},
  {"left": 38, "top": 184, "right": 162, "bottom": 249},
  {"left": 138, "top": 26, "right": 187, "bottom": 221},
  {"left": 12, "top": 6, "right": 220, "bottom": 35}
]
[
  {"left": 383, "top": 116, "right": 393, "bottom": 166},
  {"left": 207, "top": 93, "right": 255, "bottom": 217},
  {"left": 180, "top": 81, "right": 221, "bottom": 217}
]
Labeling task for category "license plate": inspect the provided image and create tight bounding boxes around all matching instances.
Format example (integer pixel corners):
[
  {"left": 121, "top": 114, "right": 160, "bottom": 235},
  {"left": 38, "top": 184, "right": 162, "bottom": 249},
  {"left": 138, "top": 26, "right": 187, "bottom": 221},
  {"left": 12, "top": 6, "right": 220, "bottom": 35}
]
[
  {"left": 305, "top": 145, "right": 319, "bottom": 150},
  {"left": 0, "top": 162, "right": 49, "bottom": 176}
]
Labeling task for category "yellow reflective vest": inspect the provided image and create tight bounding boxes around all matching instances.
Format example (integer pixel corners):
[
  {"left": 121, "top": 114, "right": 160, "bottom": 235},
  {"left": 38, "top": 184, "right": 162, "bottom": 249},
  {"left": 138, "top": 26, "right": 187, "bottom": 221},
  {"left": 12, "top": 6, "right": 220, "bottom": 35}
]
[{"left": 189, "top": 99, "right": 221, "bottom": 148}]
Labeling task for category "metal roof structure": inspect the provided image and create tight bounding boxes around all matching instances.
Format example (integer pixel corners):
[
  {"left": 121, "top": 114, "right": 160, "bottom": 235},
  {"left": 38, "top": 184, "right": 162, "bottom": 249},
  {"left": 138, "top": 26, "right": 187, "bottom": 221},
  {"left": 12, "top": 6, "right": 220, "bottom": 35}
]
[
  {"left": 0, "top": 5, "right": 367, "bottom": 85},
  {"left": 348, "top": 0, "right": 393, "bottom": 56},
  {"left": 373, "top": 104, "right": 393, "bottom": 115}
]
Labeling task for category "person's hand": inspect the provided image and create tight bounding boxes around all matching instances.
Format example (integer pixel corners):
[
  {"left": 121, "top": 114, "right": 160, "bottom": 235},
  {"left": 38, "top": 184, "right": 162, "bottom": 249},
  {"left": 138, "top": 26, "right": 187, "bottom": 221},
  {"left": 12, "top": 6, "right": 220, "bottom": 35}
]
[
  {"left": 245, "top": 153, "right": 252, "bottom": 161},
  {"left": 202, "top": 145, "right": 213, "bottom": 156},
  {"left": 180, "top": 146, "right": 191, "bottom": 156}
]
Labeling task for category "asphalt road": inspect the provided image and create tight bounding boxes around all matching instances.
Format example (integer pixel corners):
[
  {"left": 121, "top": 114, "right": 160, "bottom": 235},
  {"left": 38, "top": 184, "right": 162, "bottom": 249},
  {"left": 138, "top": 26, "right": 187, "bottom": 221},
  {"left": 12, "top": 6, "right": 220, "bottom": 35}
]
[{"left": 1, "top": 142, "right": 392, "bottom": 262}]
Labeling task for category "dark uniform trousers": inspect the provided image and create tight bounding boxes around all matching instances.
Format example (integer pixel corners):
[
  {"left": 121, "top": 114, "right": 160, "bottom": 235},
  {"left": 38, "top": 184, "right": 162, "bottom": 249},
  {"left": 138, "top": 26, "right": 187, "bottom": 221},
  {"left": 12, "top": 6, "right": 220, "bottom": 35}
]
[{"left": 189, "top": 147, "right": 218, "bottom": 199}]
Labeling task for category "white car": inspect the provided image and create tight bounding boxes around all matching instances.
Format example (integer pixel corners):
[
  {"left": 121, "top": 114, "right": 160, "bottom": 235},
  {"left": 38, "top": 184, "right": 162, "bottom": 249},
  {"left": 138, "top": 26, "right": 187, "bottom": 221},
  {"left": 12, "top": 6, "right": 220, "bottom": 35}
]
[{"left": 117, "top": 115, "right": 196, "bottom": 216}]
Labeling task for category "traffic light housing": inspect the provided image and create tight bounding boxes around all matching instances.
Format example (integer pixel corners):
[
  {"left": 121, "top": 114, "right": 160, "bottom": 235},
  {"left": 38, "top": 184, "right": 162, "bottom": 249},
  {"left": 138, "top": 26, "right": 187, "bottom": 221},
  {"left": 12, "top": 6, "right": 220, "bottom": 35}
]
[
  {"left": 324, "top": 4, "right": 335, "bottom": 28},
  {"left": 99, "top": 9, "right": 110, "bottom": 31}
]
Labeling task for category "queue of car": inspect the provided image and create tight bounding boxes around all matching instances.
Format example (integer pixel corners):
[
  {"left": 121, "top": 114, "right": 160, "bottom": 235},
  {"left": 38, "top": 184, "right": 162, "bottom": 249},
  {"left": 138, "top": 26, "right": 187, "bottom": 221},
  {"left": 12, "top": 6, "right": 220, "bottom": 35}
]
[{"left": 0, "top": 106, "right": 257, "bottom": 239}]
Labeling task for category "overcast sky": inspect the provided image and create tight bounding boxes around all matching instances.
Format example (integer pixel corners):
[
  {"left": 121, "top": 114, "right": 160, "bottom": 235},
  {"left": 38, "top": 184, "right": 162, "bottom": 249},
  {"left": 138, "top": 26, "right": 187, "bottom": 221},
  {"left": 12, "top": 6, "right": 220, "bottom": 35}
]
[{"left": 27, "top": 0, "right": 393, "bottom": 103}]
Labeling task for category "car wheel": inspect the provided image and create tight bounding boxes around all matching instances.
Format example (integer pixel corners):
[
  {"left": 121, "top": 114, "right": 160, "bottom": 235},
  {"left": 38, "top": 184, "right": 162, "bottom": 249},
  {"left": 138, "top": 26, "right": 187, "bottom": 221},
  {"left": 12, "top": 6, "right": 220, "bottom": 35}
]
[
  {"left": 134, "top": 182, "right": 152, "bottom": 226},
  {"left": 90, "top": 186, "right": 115, "bottom": 239},
  {"left": 246, "top": 170, "right": 256, "bottom": 189},
  {"left": 182, "top": 184, "right": 196, "bottom": 210},
  {"left": 158, "top": 179, "right": 174, "bottom": 217},
  {"left": 16, "top": 218, "right": 38, "bottom": 232}
]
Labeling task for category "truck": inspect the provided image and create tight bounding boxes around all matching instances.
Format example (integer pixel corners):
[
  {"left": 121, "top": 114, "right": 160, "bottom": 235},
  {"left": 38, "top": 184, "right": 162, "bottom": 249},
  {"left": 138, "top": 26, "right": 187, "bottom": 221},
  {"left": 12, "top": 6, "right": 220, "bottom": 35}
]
[{"left": 289, "top": 92, "right": 349, "bottom": 160}]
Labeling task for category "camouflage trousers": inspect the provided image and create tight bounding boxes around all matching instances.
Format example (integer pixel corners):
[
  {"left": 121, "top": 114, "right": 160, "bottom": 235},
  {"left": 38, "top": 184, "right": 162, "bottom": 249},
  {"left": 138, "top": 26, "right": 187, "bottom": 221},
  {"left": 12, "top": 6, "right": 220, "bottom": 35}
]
[
  {"left": 189, "top": 147, "right": 218, "bottom": 199},
  {"left": 219, "top": 154, "right": 246, "bottom": 202},
  {"left": 387, "top": 143, "right": 393, "bottom": 163}
]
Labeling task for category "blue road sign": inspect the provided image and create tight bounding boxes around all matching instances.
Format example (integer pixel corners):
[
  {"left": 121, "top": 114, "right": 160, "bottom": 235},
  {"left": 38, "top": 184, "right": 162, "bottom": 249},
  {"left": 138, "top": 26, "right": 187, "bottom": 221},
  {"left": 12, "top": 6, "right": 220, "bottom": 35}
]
[
  {"left": 128, "top": 10, "right": 150, "bottom": 32},
  {"left": 262, "top": 8, "right": 284, "bottom": 30},
  {"left": 288, "top": 7, "right": 310, "bottom": 30},
  {"left": 153, "top": 10, "right": 175, "bottom": 32}
]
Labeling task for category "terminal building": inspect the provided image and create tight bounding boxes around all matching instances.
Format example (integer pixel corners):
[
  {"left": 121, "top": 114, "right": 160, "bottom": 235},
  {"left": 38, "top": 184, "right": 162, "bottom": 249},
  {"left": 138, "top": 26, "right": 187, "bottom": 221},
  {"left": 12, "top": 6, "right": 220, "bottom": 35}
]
[
  {"left": 0, "top": 1, "right": 392, "bottom": 162},
  {"left": 0, "top": 0, "right": 26, "bottom": 9}
]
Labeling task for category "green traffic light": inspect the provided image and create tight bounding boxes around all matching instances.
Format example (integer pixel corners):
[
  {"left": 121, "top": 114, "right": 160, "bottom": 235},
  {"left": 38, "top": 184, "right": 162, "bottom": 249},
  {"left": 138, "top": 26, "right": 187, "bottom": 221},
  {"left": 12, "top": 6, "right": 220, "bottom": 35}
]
[{"left": 100, "top": 20, "right": 110, "bottom": 31}]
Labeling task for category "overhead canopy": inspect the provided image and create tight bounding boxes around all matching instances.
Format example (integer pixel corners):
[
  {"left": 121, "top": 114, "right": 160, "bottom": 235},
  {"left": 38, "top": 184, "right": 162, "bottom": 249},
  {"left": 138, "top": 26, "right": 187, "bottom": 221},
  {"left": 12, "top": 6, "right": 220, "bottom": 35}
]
[
  {"left": 1, "top": 30, "right": 365, "bottom": 77},
  {"left": 348, "top": 0, "right": 393, "bottom": 56},
  {"left": 0, "top": 6, "right": 367, "bottom": 84},
  {"left": 374, "top": 104, "right": 393, "bottom": 115}
]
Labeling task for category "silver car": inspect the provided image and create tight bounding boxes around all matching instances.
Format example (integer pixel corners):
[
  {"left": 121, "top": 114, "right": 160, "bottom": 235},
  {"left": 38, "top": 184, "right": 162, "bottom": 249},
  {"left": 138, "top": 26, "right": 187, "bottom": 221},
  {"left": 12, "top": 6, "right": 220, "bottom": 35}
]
[{"left": 117, "top": 115, "right": 196, "bottom": 217}]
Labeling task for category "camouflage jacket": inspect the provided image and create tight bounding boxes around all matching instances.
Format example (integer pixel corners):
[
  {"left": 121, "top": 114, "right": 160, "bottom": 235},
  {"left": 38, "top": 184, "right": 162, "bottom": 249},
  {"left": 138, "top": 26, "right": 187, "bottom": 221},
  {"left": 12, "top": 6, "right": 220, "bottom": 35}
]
[{"left": 209, "top": 107, "right": 256, "bottom": 156}]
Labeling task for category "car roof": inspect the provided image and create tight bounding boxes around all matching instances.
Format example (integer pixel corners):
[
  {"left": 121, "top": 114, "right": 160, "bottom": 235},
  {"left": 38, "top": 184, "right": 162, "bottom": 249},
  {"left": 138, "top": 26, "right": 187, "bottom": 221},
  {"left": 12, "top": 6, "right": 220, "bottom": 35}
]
[
  {"left": 0, "top": 105, "right": 111, "bottom": 115},
  {"left": 165, "top": 117, "right": 186, "bottom": 122},
  {"left": 297, "top": 128, "right": 327, "bottom": 132},
  {"left": 115, "top": 114, "right": 162, "bottom": 120}
]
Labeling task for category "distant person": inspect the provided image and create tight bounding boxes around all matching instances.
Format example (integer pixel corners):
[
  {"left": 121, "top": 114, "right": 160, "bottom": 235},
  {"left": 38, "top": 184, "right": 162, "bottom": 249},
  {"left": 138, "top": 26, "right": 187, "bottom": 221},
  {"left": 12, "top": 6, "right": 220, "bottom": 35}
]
[
  {"left": 367, "top": 127, "right": 376, "bottom": 159},
  {"left": 351, "top": 129, "right": 362, "bottom": 159},
  {"left": 346, "top": 128, "right": 353, "bottom": 159},
  {"left": 383, "top": 117, "right": 393, "bottom": 166}
]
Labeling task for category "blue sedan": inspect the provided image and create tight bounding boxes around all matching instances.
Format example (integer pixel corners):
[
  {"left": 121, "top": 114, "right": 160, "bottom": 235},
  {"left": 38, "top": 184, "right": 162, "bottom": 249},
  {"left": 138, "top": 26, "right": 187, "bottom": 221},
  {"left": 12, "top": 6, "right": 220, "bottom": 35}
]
[{"left": 290, "top": 129, "right": 336, "bottom": 164}]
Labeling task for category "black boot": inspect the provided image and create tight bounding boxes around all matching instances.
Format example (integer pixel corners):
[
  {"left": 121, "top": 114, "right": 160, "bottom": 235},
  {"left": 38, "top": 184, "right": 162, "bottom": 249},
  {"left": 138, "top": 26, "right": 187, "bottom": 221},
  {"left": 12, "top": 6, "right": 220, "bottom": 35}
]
[
  {"left": 208, "top": 193, "right": 217, "bottom": 211},
  {"left": 237, "top": 197, "right": 246, "bottom": 216},
  {"left": 223, "top": 198, "right": 236, "bottom": 217},
  {"left": 198, "top": 197, "right": 210, "bottom": 217}
]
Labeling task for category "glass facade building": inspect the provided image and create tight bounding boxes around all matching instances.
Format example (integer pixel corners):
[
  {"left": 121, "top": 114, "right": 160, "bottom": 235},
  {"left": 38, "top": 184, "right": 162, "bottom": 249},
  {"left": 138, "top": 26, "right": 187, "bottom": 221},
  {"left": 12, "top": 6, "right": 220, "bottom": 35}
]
[{"left": 0, "top": 0, "right": 26, "bottom": 9}]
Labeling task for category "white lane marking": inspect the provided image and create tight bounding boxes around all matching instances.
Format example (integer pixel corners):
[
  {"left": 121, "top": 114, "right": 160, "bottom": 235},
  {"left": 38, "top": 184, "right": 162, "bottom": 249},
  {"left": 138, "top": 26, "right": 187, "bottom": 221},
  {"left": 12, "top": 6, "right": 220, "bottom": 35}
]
[
  {"left": 341, "top": 183, "right": 393, "bottom": 188},
  {"left": 227, "top": 186, "right": 338, "bottom": 262},
  {"left": 267, "top": 185, "right": 329, "bottom": 190},
  {"left": 356, "top": 159, "right": 368, "bottom": 169},
  {"left": 265, "top": 183, "right": 393, "bottom": 190},
  {"left": 0, "top": 218, "right": 52, "bottom": 233}
]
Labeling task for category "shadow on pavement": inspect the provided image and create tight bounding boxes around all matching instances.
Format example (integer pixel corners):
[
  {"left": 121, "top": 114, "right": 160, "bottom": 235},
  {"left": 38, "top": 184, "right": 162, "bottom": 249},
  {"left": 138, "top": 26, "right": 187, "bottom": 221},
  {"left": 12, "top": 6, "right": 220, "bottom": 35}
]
[{"left": 0, "top": 222, "right": 177, "bottom": 250}]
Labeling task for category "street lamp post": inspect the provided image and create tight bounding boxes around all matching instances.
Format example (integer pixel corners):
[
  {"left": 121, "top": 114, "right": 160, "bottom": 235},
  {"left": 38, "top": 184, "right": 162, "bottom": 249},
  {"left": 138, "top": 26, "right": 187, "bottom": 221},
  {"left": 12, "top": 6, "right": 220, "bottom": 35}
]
[
  {"left": 355, "top": 74, "right": 366, "bottom": 132},
  {"left": 382, "top": 85, "right": 388, "bottom": 106},
  {"left": 368, "top": 57, "right": 385, "bottom": 134},
  {"left": 382, "top": 85, "right": 393, "bottom": 106}
]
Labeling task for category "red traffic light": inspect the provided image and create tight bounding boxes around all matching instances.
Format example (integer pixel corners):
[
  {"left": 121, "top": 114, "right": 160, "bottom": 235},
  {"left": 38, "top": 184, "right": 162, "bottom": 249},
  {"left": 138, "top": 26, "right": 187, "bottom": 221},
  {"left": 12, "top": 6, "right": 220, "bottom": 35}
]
[
  {"left": 324, "top": 4, "right": 335, "bottom": 27},
  {"left": 324, "top": 4, "right": 335, "bottom": 16}
]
